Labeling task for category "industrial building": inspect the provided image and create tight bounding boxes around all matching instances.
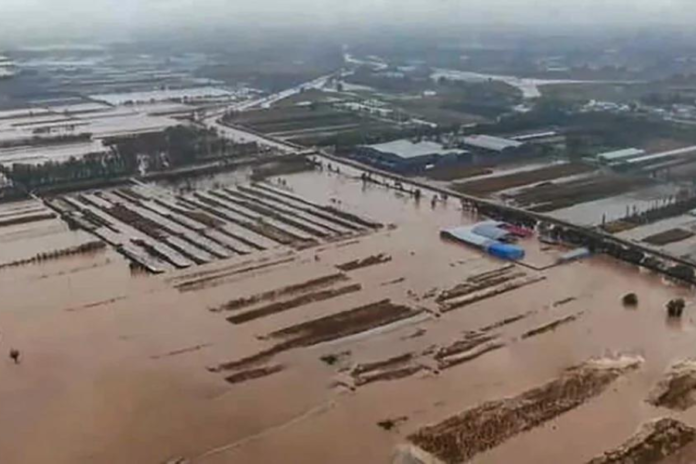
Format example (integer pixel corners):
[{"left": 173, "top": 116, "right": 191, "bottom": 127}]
[
  {"left": 510, "top": 130, "right": 559, "bottom": 142},
  {"left": 624, "top": 145, "right": 696, "bottom": 169},
  {"left": 354, "top": 139, "right": 470, "bottom": 173},
  {"left": 510, "top": 130, "right": 567, "bottom": 150},
  {"left": 595, "top": 148, "right": 646, "bottom": 165},
  {"left": 461, "top": 134, "right": 533, "bottom": 160},
  {"left": 593, "top": 145, "right": 696, "bottom": 171},
  {"left": 462, "top": 135, "right": 525, "bottom": 153}
]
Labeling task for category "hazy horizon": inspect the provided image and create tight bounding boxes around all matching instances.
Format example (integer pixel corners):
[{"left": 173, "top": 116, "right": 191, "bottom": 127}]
[{"left": 2, "top": 0, "right": 696, "bottom": 46}]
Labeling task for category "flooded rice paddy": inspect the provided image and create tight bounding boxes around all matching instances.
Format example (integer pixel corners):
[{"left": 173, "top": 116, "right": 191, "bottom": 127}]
[
  {"left": 49, "top": 179, "right": 377, "bottom": 273},
  {"left": 2, "top": 166, "right": 696, "bottom": 463}
]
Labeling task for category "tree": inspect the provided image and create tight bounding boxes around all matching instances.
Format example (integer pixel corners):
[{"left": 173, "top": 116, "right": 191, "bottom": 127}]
[
  {"left": 667, "top": 298, "right": 686, "bottom": 318},
  {"left": 668, "top": 264, "right": 695, "bottom": 282},
  {"left": 165, "top": 126, "right": 200, "bottom": 166},
  {"left": 622, "top": 293, "right": 638, "bottom": 307}
]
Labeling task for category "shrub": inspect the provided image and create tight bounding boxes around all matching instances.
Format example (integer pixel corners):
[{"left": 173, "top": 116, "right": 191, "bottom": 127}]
[{"left": 622, "top": 293, "right": 638, "bottom": 307}]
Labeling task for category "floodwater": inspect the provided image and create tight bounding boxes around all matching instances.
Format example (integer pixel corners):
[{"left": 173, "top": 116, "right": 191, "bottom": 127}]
[
  {"left": 0, "top": 101, "right": 180, "bottom": 151},
  {"left": 551, "top": 183, "right": 684, "bottom": 226},
  {"left": 618, "top": 214, "right": 696, "bottom": 263},
  {"left": 0, "top": 201, "right": 95, "bottom": 265},
  {"left": 1, "top": 166, "right": 696, "bottom": 464},
  {"left": 205, "top": 119, "right": 299, "bottom": 153}
]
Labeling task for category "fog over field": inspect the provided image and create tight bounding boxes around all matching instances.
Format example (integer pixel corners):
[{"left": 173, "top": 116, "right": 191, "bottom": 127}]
[{"left": 2, "top": 0, "right": 696, "bottom": 43}]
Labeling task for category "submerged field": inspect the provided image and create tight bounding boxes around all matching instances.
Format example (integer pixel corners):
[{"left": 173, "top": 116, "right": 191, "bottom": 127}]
[{"left": 1, "top": 162, "right": 696, "bottom": 464}]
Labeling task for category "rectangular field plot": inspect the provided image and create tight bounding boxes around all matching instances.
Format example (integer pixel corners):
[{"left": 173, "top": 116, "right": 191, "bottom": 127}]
[{"left": 51, "top": 182, "right": 380, "bottom": 273}]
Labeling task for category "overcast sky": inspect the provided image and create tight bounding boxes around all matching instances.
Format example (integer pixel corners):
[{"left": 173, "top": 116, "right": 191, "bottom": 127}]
[{"left": 1, "top": 0, "right": 694, "bottom": 43}]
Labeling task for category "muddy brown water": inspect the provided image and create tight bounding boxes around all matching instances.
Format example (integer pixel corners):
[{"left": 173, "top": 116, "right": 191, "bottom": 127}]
[{"left": 3, "top": 168, "right": 696, "bottom": 463}]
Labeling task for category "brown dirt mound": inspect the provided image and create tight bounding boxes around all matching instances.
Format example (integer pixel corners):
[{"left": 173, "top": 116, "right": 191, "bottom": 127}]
[
  {"left": 351, "top": 353, "right": 425, "bottom": 386},
  {"left": 212, "top": 273, "right": 348, "bottom": 312},
  {"left": 437, "top": 342, "right": 506, "bottom": 370},
  {"left": 355, "top": 365, "right": 426, "bottom": 386},
  {"left": 647, "top": 360, "right": 696, "bottom": 411},
  {"left": 434, "top": 333, "right": 497, "bottom": 362},
  {"left": 643, "top": 228, "right": 695, "bottom": 246},
  {"left": 553, "top": 297, "right": 577, "bottom": 307},
  {"left": 441, "top": 276, "right": 545, "bottom": 313},
  {"left": 227, "top": 283, "right": 362, "bottom": 324},
  {"left": 436, "top": 266, "right": 517, "bottom": 302},
  {"left": 175, "top": 257, "right": 296, "bottom": 292},
  {"left": 521, "top": 313, "right": 583, "bottom": 340},
  {"left": 479, "top": 312, "right": 534, "bottom": 333},
  {"left": 0, "top": 240, "right": 106, "bottom": 271},
  {"left": 225, "top": 364, "right": 285, "bottom": 385},
  {"left": 336, "top": 253, "right": 392, "bottom": 272},
  {"left": 408, "top": 356, "right": 642, "bottom": 463},
  {"left": 269, "top": 299, "right": 422, "bottom": 345},
  {"left": 601, "top": 220, "right": 639, "bottom": 234},
  {"left": 353, "top": 353, "right": 415, "bottom": 375},
  {"left": 212, "top": 300, "right": 422, "bottom": 373},
  {"left": 587, "top": 418, "right": 696, "bottom": 464}
]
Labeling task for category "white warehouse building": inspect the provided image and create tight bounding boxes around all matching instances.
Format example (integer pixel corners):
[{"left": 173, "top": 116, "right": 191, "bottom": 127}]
[{"left": 596, "top": 148, "right": 646, "bottom": 165}]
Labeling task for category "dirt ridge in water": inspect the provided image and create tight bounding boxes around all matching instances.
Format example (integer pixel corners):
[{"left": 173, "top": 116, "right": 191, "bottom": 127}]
[
  {"left": 211, "top": 300, "right": 423, "bottom": 373},
  {"left": 175, "top": 256, "right": 296, "bottom": 292},
  {"left": 587, "top": 418, "right": 696, "bottom": 464},
  {"left": 647, "top": 360, "right": 696, "bottom": 411},
  {"left": 268, "top": 299, "right": 422, "bottom": 343},
  {"left": 434, "top": 333, "right": 497, "bottom": 362},
  {"left": 227, "top": 283, "right": 363, "bottom": 324},
  {"left": 438, "top": 342, "right": 507, "bottom": 370},
  {"left": 441, "top": 276, "right": 546, "bottom": 313},
  {"left": 212, "top": 272, "right": 348, "bottom": 312},
  {"left": 408, "top": 356, "right": 641, "bottom": 463},
  {"left": 224, "top": 364, "right": 285, "bottom": 385},
  {"left": 478, "top": 311, "right": 535, "bottom": 333},
  {"left": 350, "top": 353, "right": 427, "bottom": 387},
  {"left": 435, "top": 266, "right": 520, "bottom": 303},
  {"left": 355, "top": 365, "right": 427, "bottom": 386},
  {"left": 336, "top": 253, "right": 392, "bottom": 272},
  {"left": 521, "top": 312, "right": 583, "bottom": 340}
]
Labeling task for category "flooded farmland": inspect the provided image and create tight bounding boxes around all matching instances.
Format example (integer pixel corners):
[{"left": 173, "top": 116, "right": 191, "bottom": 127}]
[{"left": 3, "top": 164, "right": 696, "bottom": 464}]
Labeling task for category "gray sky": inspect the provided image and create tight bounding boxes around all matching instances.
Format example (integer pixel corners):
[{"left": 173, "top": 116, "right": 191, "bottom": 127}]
[{"left": 1, "top": 0, "right": 694, "bottom": 42}]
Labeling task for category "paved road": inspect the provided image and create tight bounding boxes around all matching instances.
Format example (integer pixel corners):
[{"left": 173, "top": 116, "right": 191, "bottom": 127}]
[
  {"left": 197, "top": 72, "right": 338, "bottom": 153},
  {"left": 206, "top": 119, "right": 299, "bottom": 153},
  {"left": 200, "top": 72, "right": 337, "bottom": 121}
]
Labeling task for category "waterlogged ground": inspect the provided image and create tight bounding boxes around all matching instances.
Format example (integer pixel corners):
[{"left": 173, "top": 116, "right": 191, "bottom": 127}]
[{"left": 1, "top": 167, "right": 696, "bottom": 463}]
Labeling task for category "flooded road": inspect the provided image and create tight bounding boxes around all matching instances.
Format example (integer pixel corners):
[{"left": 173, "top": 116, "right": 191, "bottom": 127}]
[
  {"left": 1, "top": 167, "right": 696, "bottom": 463},
  {"left": 206, "top": 120, "right": 299, "bottom": 153}
]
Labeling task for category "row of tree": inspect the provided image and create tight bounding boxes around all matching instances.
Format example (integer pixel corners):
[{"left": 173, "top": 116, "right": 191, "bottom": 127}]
[
  {"left": 5, "top": 126, "right": 259, "bottom": 189},
  {"left": 8, "top": 151, "right": 134, "bottom": 189},
  {"left": 0, "top": 133, "right": 92, "bottom": 150},
  {"left": 105, "top": 126, "right": 257, "bottom": 167}
]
